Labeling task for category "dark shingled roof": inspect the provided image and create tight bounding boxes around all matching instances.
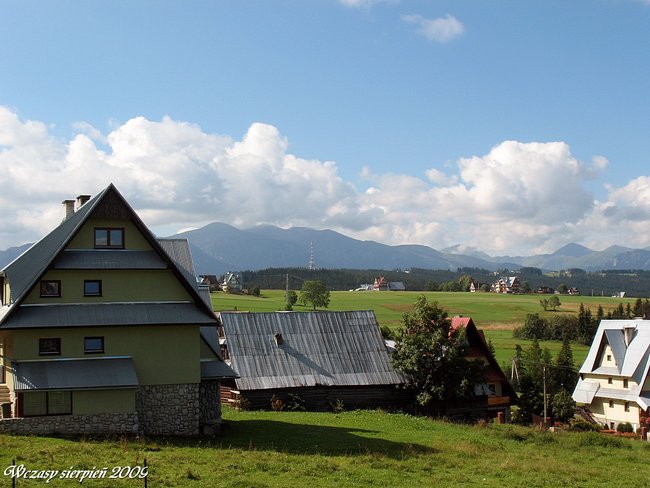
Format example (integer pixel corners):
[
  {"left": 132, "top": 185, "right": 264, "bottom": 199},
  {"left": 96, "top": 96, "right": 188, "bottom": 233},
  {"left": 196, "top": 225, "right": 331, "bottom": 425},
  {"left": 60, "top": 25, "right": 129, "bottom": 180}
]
[
  {"left": 14, "top": 356, "right": 139, "bottom": 391},
  {"left": 219, "top": 310, "right": 406, "bottom": 391},
  {"left": 53, "top": 250, "right": 168, "bottom": 270},
  {"left": 2, "top": 186, "right": 109, "bottom": 304},
  {"left": 0, "top": 184, "right": 216, "bottom": 328},
  {"left": 2, "top": 303, "right": 216, "bottom": 329}
]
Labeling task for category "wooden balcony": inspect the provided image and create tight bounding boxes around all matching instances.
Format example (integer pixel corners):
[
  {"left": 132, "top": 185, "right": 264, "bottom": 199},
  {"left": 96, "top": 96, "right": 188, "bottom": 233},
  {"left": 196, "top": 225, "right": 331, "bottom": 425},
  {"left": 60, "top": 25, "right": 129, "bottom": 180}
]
[{"left": 487, "top": 395, "right": 511, "bottom": 407}]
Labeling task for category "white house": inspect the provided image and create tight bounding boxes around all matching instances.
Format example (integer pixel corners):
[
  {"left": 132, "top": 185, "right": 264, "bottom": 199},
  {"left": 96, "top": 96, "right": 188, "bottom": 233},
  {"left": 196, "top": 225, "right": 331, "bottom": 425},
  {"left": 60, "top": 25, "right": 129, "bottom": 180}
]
[{"left": 573, "top": 319, "right": 650, "bottom": 430}]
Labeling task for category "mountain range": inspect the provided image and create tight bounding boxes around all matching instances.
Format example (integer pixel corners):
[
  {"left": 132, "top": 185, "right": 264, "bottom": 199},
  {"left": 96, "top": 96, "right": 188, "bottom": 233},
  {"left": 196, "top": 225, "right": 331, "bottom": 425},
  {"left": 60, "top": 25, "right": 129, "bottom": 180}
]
[{"left": 3, "top": 223, "right": 650, "bottom": 275}]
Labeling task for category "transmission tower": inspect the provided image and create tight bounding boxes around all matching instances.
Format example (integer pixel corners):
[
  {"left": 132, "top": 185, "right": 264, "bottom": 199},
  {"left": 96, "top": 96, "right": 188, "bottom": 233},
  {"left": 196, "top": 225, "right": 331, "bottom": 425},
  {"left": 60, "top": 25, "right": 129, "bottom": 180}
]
[{"left": 308, "top": 241, "right": 316, "bottom": 270}]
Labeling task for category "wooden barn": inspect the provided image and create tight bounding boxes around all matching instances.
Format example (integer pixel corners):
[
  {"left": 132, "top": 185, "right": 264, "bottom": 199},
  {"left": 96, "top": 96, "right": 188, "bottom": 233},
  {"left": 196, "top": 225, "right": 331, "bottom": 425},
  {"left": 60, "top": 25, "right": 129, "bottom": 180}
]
[{"left": 217, "top": 310, "right": 409, "bottom": 411}]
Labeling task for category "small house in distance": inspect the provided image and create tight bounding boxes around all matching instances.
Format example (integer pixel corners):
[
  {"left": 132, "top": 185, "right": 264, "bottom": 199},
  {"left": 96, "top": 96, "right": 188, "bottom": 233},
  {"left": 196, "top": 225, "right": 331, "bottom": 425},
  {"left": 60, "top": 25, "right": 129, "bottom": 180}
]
[
  {"left": 491, "top": 276, "right": 520, "bottom": 294},
  {"left": 373, "top": 276, "right": 405, "bottom": 291},
  {"left": 220, "top": 272, "right": 243, "bottom": 293},
  {"left": 217, "top": 310, "right": 409, "bottom": 410}
]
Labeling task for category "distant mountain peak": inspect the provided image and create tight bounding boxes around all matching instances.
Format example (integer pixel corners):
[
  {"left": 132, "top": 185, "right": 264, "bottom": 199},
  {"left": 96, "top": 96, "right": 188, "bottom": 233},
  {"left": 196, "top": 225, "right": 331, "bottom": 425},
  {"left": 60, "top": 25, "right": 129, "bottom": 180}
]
[{"left": 551, "top": 243, "right": 593, "bottom": 257}]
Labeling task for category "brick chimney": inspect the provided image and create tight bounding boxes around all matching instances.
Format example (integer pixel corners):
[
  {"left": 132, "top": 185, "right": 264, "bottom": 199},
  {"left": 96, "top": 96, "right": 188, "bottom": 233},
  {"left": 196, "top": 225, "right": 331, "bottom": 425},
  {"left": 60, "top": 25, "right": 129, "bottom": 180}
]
[
  {"left": 76, "top": 194, "right": 91, "bottom": 210},
  {"left": 62, "top": 199, "right": 75, "bottom": 221}
]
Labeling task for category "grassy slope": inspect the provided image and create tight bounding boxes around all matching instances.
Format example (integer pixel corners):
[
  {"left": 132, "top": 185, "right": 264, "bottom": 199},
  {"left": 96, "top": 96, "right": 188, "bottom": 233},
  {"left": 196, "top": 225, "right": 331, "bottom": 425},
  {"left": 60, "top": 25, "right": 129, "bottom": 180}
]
[
  {"left": 2, "top": 408, "right": 648, "bottom": 487},
  {"left": 212, "top": 290, "right": 634, "bottom": 366}
]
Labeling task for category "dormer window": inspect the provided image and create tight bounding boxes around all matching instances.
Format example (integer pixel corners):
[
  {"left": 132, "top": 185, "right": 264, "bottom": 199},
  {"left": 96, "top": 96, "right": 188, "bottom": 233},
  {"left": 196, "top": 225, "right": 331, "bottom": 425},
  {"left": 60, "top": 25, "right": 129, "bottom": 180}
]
[{"left": 94, "top": 228, "right": 124, "bottom": 249}]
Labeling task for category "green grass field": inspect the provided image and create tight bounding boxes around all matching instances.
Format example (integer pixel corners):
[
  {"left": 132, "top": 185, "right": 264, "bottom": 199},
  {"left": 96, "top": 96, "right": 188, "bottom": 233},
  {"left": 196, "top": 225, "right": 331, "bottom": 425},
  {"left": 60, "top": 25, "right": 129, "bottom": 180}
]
[
  {"left": 2, "top": 408, "right": 648, "bottom": 487},
  {"left": 212, "top": 290, "right": 633, "bottom": 367}
]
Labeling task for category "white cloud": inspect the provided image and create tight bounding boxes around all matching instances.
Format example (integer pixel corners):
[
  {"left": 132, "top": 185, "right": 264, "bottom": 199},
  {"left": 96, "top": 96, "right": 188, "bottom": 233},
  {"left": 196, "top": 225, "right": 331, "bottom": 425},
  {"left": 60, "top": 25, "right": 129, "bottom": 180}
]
[
  {"left": 0, "top": 107, "right": 369, "bottom": 249},
  {"left": 1, "top": 106, "right": 649, "bottom": 257},
  {"left": 338, "top": 0, "right": 395, "bottom": 8},
  {"left": 402, "top": 14, "right": 464, "bottom": 43}
]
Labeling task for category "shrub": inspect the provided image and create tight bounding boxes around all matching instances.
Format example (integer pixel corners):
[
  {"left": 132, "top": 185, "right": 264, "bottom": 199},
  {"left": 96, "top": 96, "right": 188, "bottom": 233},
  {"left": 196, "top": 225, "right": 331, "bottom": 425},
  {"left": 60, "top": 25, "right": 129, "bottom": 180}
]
[
  {"left": 380, "top": 325, "right": 395, "bottom": 340},
  {"left": 617, "top": 422, "right": 634, "bottom": 433},
  {"left": 285, "top": 393, "right": 306, "bottom": 412},
  {"left": 566, "top": 418, "right": 601, "bottom": 432},
  {"left": 329, "top": 399, "right": 345, "bottom": 413},
  {"left": 270, "top": 394, "right": 284, "bottom": 411}
]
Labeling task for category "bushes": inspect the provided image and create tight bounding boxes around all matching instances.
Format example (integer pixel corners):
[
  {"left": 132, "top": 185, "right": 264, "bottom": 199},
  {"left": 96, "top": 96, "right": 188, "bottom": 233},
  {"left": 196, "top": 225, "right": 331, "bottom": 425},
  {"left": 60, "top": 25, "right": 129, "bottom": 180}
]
[
  {"left": 616, "top": 422, "right": 634, "bottom": 433},
  {"left": 566, "top": 418, "right": 601, "bottom": 432}
]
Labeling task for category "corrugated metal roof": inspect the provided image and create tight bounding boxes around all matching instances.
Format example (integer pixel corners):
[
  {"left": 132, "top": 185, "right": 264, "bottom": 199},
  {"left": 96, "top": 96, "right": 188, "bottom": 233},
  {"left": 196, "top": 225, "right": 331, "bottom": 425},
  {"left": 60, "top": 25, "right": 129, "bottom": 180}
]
[
  {"left": 200, "top": 359, "right": 239, "bottom": 379},
  {"left": 53, "top": 250, "right": 167, "bottom": 269},
  {"left": 157, "top": 238, "right": 196, "bottom": 276},
  {"left": 572, "top": 378, "right": 599, "bottom": 404},
  {"left": 14, "top": 356, "right": 138, "bottom": 391},
  {"left": 604, "top": 329, "right": 626, "bottom": 372},
  {"left": 200, "top": 326, "right": 221, "bottom": 356},
  {"left": 2, "top": 302, "right": 216, "bottom": 329},
  {"left": 219, "top": 311, "right": 406, "bottom": 391}
]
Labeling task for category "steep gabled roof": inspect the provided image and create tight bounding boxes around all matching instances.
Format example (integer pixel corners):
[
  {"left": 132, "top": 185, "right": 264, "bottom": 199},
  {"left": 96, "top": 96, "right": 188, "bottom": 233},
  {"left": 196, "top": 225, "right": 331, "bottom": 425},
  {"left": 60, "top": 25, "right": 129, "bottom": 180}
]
[
  {"left": 2, "top": 186, "right": 109, "bottom": 305},
  {"left": 450, "top": 316, "right": 518, "bottom": 402},
  {"left": 1, "top": 184, "right": 215, "bottom": 327},
  {"left": 574, "top": 319, "right": 650, "bottom": 408},
  {"left": 219, "top": 310, "right": 405, "bottom": 391}
]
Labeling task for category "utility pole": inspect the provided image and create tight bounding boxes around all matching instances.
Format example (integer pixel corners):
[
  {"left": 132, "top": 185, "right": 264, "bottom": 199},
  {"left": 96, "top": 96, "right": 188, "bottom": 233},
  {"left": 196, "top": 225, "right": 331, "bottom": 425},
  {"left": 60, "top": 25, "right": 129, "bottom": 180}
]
[
  {"left": 285, "top": 273, "right": 289, "bottom": 305},
  {"left": 543, "top": 365, "right": 548, "bottom": 423}
]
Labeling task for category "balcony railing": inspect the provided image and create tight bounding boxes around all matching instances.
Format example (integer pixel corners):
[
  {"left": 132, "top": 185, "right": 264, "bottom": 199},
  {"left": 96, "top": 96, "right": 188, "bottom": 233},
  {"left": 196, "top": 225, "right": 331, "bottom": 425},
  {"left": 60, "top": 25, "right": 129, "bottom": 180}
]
[{"left": 487, "top": 395, "right": 510, "bottom": 407}]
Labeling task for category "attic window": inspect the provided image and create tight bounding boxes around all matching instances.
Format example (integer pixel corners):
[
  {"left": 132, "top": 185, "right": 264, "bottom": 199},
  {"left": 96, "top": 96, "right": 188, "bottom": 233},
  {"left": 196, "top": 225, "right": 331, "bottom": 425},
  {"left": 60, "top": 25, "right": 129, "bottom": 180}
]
[
  {"left": 40, "top": 280, "right": 61, "bottom": 298},
  {"left": 39, "top": 338, "right": 61, "bottom": 356},
  {"left": 274, "top": 333, "right": 283, "bottom": 346},
  {"left": 94, "top": 228, "right": 124, "bottom": 249}
]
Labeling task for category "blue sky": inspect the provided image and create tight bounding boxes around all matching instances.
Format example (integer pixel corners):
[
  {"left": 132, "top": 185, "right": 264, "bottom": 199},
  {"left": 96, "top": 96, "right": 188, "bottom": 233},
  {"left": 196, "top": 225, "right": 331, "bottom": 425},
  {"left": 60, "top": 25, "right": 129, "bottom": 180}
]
[{"left": 1, "top": 0, "right": 649, "bottom": 256}]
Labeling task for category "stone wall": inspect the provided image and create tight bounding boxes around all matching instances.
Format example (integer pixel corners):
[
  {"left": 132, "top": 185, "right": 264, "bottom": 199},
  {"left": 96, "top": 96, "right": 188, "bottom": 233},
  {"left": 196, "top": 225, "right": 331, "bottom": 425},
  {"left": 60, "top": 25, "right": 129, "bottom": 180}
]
[
  {"left": 137, "top": 383, "right": 200, "bottom": 436},
  {"left": 0, "top": 412, "right": 139, "bottom": 435},
  {"left": 199, "top": 380, "right": 221, "bottom": 431}
]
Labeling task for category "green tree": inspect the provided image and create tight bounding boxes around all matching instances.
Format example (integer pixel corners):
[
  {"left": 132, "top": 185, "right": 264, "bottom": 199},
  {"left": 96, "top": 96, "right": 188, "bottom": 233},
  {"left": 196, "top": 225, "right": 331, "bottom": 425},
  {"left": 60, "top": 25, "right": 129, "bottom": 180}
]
[
  {"left": 522, "top": 281, "right": 531, "bottom": 294},
  {"left": 458, "top": 274, "right": 473, "bottom": 292},
  {"left": 299, "top": 280, "right": 331, "bottom": 310},
  {"left": 547, "top": 295, "right": 561, "bottom": 311},
  {"left": 392, "top": 295, "right": 484, "bottom": 416},
  {"left": 552, "top": 339, "right": 578, "bottom": 392},
  {"left": 551, "top": 389, "right": 575, "bottom": 423},
  {"left": 557, "top": 283, "right": 568, "bottom": 294}
]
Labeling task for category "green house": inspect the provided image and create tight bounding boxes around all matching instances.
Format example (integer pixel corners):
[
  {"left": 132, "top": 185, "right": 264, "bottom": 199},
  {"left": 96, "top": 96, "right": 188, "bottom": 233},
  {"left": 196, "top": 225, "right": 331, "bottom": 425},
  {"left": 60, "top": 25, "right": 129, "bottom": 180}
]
[{"left": 0, "top": 184, "right": 236, "bottom": 435}]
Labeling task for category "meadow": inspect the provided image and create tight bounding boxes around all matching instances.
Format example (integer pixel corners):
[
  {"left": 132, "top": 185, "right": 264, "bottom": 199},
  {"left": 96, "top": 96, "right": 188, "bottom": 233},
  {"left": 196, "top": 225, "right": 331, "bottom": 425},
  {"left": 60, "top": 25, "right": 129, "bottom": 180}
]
[
  {"left": 1, "top": 408, "right": 648, "bottom": 487},
  {"left": 212, "top": 290, "right": 636, "bottom": 367}
]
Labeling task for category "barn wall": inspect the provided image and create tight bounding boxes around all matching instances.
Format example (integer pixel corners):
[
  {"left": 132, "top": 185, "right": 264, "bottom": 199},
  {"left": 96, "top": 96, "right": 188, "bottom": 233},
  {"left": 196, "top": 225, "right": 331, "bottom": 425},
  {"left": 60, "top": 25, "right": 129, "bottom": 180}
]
[{"left": 226, "top": 385, "right": 412, "bottom": 411}]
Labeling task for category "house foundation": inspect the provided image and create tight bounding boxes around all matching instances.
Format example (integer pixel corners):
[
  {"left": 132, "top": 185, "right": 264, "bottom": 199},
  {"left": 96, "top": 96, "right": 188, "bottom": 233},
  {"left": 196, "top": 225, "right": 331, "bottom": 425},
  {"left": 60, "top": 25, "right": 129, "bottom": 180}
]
[
  {"left": 0, "top": 412, "right": 139, "bottom": 435},
  {"left": 137, "top": 383, "right": 200, "bottom": 436}
]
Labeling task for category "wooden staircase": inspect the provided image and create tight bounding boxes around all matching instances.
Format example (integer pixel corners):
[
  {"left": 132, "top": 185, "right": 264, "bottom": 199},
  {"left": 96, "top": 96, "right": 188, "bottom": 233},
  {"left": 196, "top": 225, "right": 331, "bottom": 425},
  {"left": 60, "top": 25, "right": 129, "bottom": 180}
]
[{"left": 576, "top": 406, "right": 598, "bottom": 424}]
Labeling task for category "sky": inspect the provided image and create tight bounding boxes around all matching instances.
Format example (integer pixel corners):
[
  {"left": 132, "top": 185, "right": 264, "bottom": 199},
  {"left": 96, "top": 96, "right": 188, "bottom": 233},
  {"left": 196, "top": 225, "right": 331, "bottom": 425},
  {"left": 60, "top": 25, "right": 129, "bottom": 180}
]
[{"left": 1, "top": 0, "right": 649, "bottom": 256}]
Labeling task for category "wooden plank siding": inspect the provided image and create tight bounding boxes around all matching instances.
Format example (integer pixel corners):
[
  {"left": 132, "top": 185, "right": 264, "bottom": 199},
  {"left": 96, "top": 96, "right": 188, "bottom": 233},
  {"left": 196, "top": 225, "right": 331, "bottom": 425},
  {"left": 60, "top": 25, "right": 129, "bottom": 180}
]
[{"left": 221, "top": 385, "right": 412, "bottom": 412}]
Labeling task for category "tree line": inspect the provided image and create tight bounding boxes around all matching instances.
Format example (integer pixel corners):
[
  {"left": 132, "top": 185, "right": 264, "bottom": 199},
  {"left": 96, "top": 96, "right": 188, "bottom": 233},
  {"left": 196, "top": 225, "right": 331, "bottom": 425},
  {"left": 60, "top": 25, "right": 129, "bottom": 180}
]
[
  {"left": 514, "top": 298, "right": 650, "bottom": 344},
  {"left": 239, "top": 267, "right": 650, "bottom": 296}
]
